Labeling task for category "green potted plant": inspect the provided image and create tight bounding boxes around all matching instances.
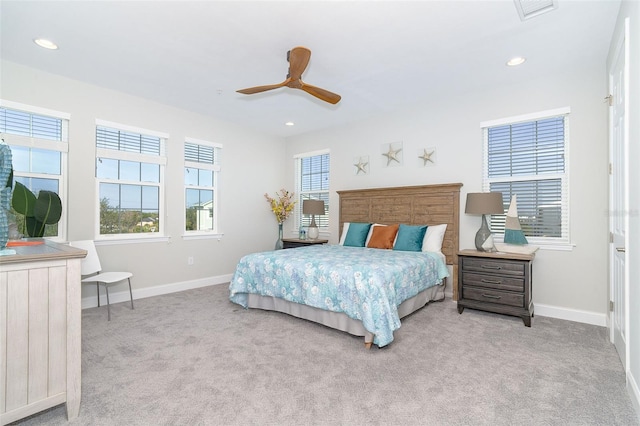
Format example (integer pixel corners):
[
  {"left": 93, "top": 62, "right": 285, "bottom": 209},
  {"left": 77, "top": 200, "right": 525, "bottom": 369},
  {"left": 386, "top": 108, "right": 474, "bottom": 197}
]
[{"left": 11, "top": 181, "right": 62, "bottom": 238}]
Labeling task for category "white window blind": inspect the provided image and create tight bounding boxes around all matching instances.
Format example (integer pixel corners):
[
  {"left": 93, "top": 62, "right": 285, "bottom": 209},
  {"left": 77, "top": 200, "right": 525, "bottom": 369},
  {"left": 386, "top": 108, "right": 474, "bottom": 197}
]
[
  {"left": 97, "top": 128, "right": 161, "bottom": 155},
  {"left": 482, "top": 109, "right": 569, "bottom": 245},
  {"left": 0, "top": 107, "right": 64, "bottom": 141},
  {"left": 295, "top": 151, "right": 330, "bottom": 229}
]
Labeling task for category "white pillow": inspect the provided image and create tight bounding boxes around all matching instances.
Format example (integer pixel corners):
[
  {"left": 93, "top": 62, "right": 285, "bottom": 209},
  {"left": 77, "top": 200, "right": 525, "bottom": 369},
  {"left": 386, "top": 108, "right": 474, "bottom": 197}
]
[
  {"left": 422, "top": 224, "right": 447, "bottom": 252},
  {"left": 338, "top": 223, "right": 351, "bottom": 245}
]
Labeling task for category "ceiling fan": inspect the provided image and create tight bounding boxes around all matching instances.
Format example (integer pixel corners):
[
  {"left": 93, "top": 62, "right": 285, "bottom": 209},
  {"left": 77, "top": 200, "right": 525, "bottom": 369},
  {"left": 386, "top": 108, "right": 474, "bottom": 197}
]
[{"left": 236, "top": 46, "right": 341, "bottom": 105}]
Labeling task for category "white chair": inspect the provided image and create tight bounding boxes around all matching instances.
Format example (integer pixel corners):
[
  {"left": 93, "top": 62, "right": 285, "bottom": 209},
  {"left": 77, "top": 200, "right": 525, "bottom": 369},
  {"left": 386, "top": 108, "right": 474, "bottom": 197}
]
[{"left": 69, "top": 240, "right": 134, "bottom": 321}]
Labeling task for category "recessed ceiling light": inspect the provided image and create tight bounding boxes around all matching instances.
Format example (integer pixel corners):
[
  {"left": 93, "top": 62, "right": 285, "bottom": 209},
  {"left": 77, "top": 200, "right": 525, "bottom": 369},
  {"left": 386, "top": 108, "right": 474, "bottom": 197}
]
[
  {"left": 34, "top": 38, "right": 58, "bottom": 50},
  {"left": 285, "top": 122, "right": 294, "bottom": 126},
  {"left": 506, "top": 56, "right": 526, "bottom": 67}
]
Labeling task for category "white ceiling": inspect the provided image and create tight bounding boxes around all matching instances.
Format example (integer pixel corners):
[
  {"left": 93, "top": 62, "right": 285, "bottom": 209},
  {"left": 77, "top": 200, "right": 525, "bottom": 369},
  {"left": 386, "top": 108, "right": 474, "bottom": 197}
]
[{"left": 0, "top": 0, "right": 621, "bottom": 138}]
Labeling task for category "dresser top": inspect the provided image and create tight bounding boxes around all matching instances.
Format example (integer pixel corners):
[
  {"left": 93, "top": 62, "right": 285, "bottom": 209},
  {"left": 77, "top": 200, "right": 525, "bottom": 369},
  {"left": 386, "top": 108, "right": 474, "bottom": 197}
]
[
  {"left": 0, "top": 239, "right": 86, "bottom": 265},
  {"left": 458, "top": 249, "right": 535, "bottom": 261}
]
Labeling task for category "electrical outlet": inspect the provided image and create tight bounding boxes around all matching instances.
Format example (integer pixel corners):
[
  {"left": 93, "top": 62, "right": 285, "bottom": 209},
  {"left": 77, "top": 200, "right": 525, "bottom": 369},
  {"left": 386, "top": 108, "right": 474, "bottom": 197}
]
[{"left": 188, "top": 256, "right": 194, "bottom": 265}]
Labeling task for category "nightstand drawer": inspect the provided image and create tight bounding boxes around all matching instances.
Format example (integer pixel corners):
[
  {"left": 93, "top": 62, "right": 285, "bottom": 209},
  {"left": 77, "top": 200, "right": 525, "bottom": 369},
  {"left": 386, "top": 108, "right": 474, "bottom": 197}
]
[
  {"left": 462, "top": 257, "right": 525, "bottom": 276},
  {"left": 461, "top": 272, "right": 524, "bottom": 292},
  {"left": 463, "top": 287, "right": 524, "bottom": 308}
]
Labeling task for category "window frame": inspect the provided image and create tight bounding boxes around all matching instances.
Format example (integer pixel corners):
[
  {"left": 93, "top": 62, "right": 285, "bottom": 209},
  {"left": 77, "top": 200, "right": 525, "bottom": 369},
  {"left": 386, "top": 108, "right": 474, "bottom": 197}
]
[
  {"left": 0, "top": 99, "right": 69, "bottom": 242},
  {"left": 183, "top": 137, "right": 223, "bottom": 240},
  {"left": 94, "top": 119, "right": 168, "bottom": 242},
  {"left": 480, "top": 107, "right": 571, "bottom": 250},
  {"left": 294, "top": 149, "right": 330, "bottom": 235}
]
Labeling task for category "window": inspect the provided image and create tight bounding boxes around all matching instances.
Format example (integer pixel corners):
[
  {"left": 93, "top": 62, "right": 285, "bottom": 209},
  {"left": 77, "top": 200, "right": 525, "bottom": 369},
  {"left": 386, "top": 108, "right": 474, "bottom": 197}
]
[
  {"left": 184, "top": 139, "right": 221, "bottom": 234},
  {"left": 295, "top": 150, "right": 330, "bottom": 231},
  {"left": 481, "top": 107, "right": 570, "bottom": 246},
  {"left": 95, "top": 120, "right": 167, "bottom": 238},
  {"left": 0, "top": 101, "right": 69, "bottom": 239}
]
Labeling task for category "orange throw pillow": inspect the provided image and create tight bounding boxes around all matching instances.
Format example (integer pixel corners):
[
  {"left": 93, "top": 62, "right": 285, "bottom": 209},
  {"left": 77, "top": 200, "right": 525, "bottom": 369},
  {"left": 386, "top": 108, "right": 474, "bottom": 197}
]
[{"left": 366, "top": 224, "right": 399, "bottom": 249}]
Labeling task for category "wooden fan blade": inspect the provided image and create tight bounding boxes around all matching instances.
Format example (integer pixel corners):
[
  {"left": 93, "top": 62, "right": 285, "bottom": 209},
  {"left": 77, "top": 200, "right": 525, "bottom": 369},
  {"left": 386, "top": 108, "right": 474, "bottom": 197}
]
[
  {"left": 300, "top": 82, "right": 341, "bottom": 105},
  {"left": 288, "top": 47, "right": 311, "bottom": 80},
  {"left": 236, "top": 79, "right": 288, "bottom": 95}
]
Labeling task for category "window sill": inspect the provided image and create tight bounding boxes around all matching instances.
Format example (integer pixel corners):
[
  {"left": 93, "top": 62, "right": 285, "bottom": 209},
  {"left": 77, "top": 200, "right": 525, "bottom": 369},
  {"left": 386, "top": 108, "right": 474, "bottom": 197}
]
[
  {"left": 494, "top": 236, "right": 574, "bottom": 252},
  {"left": 532, "top": 242, "right": 575, "bottom": 252},
  {"left": 182, "top": 233, "right": 224, "bottom": 241},
  {"left": 95, "top": 235, "right": 170, "bottom": 246}
]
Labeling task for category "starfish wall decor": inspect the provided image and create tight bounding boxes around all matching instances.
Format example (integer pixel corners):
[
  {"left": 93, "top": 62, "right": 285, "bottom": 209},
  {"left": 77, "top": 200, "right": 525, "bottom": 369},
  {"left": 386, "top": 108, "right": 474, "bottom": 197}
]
[
  {"left": 381, "top": 142, "right": 403, "bottom": 167},
  {"left": 418, "top": 147, "right": 436, "bottom": 167},
  {"left": 353, "top": 156, "right": 369, "bottom": 175}
]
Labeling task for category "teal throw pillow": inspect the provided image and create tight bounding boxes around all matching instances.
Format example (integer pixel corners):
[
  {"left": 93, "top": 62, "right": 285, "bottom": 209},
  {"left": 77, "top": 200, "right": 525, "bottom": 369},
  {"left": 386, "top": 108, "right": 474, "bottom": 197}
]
[
  {"left": 393, "top": 224, "right": 427, "bottom": 252},
  {"left": 343, "top": 222, "right": 372, "bottom": 247}
]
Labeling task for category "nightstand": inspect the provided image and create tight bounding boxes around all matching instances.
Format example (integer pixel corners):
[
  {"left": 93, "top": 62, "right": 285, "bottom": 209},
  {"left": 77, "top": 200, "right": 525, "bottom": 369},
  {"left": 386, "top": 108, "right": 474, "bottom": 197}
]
[
  {"left": 282, "top": 238, "right": 328, "bottom": 249},
  {"left": 457, "top": 249, "right": 535, "bottom": 327}
]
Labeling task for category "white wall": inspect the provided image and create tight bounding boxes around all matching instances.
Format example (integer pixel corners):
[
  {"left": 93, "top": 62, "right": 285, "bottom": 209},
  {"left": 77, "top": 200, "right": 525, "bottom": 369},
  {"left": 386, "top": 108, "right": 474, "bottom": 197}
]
[
  {"left": 286, "top": 66, "right": 609, "bottom": 324},
  {"left": 609, "top": 0, "right": 640, "bottom": 416},
  {"left": 1, "top": 61, "right": 287, "bottom": 299}
]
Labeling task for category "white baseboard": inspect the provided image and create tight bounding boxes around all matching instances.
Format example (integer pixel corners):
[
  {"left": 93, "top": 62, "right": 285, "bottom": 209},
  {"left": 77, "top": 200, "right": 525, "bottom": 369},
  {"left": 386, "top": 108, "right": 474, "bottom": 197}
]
[
  {"left": 446, "top": 294, "right": 606, "bottom": 327},
  {"left": 81, "top": 274, "right": 232, "bottom": 310},
  {"left": 533, "top": 303, "right": 607, "bottom": 327},
  {"left": 629, "top": 370, "right": 640, "bottom": 422}
]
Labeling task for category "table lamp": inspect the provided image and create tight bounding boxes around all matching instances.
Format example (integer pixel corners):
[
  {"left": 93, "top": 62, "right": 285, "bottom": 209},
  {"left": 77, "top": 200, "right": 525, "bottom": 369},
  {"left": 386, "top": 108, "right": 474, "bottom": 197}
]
[
  {"left": 302, "top": 199, "right": 325, "bottom": 239},
  {"left": 465, "top": 192, "right": 504, "bottom": 252}
]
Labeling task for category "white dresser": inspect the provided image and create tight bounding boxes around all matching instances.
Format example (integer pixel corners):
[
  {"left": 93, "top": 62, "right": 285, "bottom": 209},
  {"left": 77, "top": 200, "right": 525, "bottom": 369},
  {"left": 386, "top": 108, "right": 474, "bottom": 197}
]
[{"left": 0, "top": 240, "right": 86, "bottom": 425}]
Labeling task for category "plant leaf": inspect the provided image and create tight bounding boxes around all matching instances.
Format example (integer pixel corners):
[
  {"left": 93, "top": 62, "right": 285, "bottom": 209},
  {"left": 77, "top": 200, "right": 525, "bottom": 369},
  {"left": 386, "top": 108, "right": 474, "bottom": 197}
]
[
  {"left": 34, "top": 190, "right": 63, "bottom": 225},
  {"left": 25, "top": 216, "right": 44, "bottom": 237},
  {"left": 11, "top": 181, "right": 36, "bottom": 217}
]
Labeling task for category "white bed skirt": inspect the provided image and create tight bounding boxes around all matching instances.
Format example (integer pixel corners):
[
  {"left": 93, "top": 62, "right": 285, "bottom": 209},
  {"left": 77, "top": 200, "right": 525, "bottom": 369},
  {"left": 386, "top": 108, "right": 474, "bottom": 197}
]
[{"left": 246, "top": 282, "right": 445, "bottom": 346}]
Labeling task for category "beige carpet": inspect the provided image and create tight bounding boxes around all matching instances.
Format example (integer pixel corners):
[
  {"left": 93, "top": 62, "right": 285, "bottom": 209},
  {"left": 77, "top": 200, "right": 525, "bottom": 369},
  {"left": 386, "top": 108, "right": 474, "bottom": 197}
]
[{"left": 12, "top": 284, "right": 639, "bottom": 426}]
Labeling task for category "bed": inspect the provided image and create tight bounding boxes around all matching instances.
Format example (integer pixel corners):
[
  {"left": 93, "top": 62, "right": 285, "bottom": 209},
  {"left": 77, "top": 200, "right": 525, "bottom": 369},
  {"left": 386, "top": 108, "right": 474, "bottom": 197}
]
[{"left": 229, "top": 183, "right": 462, "bottom": 348}]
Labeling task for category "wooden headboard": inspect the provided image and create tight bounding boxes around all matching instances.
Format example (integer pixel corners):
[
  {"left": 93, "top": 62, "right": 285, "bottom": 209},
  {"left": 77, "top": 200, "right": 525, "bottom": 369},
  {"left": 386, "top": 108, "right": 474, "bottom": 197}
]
[{"left": 337, "top": 183, "right": 463, "bottom": 299}]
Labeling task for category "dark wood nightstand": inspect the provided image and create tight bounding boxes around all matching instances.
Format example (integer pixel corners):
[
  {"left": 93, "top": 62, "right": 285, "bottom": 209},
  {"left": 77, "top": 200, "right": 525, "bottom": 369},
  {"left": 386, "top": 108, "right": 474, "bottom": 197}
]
[
  {"left": 282, "top": 238, "right": 328, "bottom": 249},
  {"left": 457, "top": 249, "right": 535, "bottom": 327}
]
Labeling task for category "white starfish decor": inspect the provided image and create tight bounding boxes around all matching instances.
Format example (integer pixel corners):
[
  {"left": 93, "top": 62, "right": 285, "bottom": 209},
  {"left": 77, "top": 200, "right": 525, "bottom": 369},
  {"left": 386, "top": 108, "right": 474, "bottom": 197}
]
[
  {"left": 353, "top": 156, "right": 369, "bottom": 175},
  {"left": 418, "top": 148, "right": 435, "bottom": 166},
  {"left": 382, "top": 142, "right": 403, "bottom": 166}
]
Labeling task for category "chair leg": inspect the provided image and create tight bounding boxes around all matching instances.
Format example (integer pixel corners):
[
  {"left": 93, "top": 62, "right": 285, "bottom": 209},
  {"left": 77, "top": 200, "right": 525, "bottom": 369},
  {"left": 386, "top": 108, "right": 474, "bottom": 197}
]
[
  {"left": 105, "top": 285, "right": 111, "bottom": 321},
  {"left": 96, "top": 282, "right": 100, "bottom": 307},
  {"left": 128, "top": 278, "right": 134, "bottom": 310}
]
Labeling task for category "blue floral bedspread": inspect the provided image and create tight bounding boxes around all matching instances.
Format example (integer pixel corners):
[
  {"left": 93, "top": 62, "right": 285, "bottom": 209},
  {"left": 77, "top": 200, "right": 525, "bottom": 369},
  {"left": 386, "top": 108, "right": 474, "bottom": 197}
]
[{"left": 229, "top": 245, "right": 449, "bottom": 347}]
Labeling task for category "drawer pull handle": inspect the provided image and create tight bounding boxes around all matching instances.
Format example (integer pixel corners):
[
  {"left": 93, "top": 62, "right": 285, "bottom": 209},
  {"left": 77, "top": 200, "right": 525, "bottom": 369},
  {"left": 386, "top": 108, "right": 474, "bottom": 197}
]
[
  {"left": 482, "top": 294, "right": 501, "bottom": 300},
  {"left": 481, "top": 265, "right": 502, "bottom": 270},
  {"left": 481, "top": 278, "right": 502, "bottom": 284}
]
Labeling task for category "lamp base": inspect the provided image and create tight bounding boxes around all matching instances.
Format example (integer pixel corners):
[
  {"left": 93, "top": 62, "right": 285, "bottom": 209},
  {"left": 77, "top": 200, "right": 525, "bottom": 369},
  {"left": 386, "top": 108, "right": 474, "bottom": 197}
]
[
  {"left": 307, "top": 215, "right": 319, "bottom": 240},
  {"left": 475, "top": 214, "right": 497, "bottom": 252},
  {"left": 307, "top": 225, "right": 319, "bottom": 240}
]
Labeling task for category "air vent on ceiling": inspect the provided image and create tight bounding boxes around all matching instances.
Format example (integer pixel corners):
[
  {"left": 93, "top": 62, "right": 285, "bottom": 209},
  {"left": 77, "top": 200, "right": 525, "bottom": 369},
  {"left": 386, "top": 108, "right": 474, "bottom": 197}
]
[{"left": 514, "top": 0, "right": 558, "bottom": 21}]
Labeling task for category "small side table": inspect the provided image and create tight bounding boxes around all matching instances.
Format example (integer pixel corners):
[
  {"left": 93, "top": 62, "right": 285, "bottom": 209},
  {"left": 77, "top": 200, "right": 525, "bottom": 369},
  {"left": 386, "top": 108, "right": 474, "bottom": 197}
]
[
  {"left": 282, "top": 238, "right": 328, "bottom": 249},
  {"left": 457, "top": 249, "right": 535, "bottom": 326}
]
